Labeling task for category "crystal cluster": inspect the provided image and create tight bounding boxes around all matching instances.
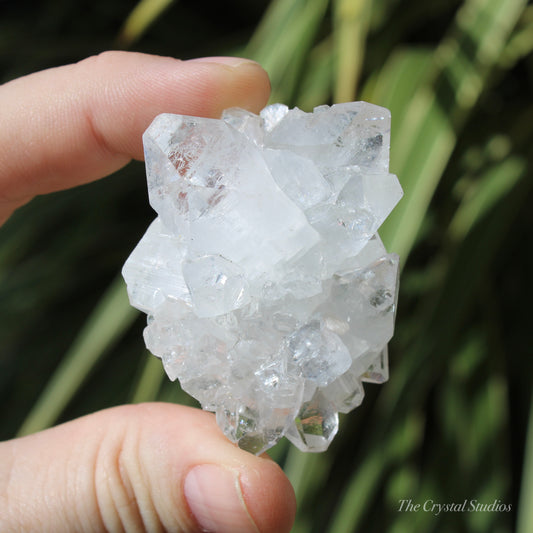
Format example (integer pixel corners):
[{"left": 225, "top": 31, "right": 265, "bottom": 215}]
[{"left": 122, "top": 102, "right": 402, "bottom": 454}]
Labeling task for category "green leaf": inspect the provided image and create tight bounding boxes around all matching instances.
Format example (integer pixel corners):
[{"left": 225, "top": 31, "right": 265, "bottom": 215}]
[
  {"left": 130, "top": 350, "right": 165, "bottom": 403},
  {"left": 449, "top": 156, "right": 526, "bottom": 240},
  {"left": 332, "top": 0, "right": 371, "bottom": 102},
  {"left": 378, "top": 0, "right": 528, "bottom": 260},
  {"left": 117, "top": 0, "right": 177, "bottom": 47},
  {"left": 244, "top": 0, "right": 330, "bottom": 103},
  {"left": 517, "top": 393, "right": 533, "bottom": 533},
  {"left": 295, "top": 37, "right": 334, "bottom": 111},
  {"left": 17, "top": 277, "right": 138, "bottom": 436},
  {"left": 327, "top": 412, "right": 424, "bottom": 533}
]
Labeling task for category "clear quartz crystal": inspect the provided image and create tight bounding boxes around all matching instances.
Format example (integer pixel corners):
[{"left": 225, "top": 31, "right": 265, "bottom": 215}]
[{"left": 122, "top": 102, "right": 402, "bottom": 454}]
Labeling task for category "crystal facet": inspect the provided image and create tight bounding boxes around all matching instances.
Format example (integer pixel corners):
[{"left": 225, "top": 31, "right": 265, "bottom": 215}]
[{"left": 122, "top": 102, "right": 402, "bottom": 454}]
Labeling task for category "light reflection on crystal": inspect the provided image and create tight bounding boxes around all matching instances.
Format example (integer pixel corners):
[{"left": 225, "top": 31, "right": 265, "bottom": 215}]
[{"left": 122, "top": 102, "right": 402, "bottom": 454}]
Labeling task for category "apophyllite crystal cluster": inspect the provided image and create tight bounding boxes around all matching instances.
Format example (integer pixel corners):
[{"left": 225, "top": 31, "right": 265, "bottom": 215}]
[{"left": 122, "top": 102, "right": 402, "bottom": 454}]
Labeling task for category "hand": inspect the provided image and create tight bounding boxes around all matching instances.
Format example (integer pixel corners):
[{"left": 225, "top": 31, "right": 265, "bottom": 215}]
[{"left": 0, "top": 52, "right": 295, "bottom": 533}]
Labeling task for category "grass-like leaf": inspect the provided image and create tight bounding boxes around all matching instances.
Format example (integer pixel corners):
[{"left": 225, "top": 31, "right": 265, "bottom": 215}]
[
  {"left": 244, "top": 0, "right": 329, "bottom": 103},
  {"left": 517, "top": 393, "right": 533, "bottom": 533},
  {"left": 17, "top": 277, "right": 138, "bottom": 436},
  {"left": 117, "top": 0, "right": 177, "bottom": 47},
  {"left": 379, "top": 0, "right": 528, "bottom": 261},
  {"left": 332, "top": 0, "right": 371, "bottom": 102},
  {"left": 130, "top": 350, "right": 166, "bottom": 403}
]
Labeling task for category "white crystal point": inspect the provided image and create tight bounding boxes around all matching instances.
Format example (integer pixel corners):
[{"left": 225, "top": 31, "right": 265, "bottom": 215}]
[
  {"left": 323, "top": 365, "right": 366, "bottom": 414},
  {"left": 182, "top": 255, "right": 250, "bottom": 317},
  {"left": 286, "top": 390, "right": 339, "bottom": 452},
  {"left": 122, "top": 101, "right": 402, "bottom": 455},
  {"left": 222, "top": 107, "right": 263, "bottom": 144},
  {"left": 286, "top": 320, "right": 351, "bottom": 387},
  {"left": 260, "top": 103, "right": 289, "bottom": 132},
  {"left": 121, "top": 217, "right": 189, "bottom": 314},
  {"left": 360, "top": 346, "right": 389, "bottom": 384},
  {"left": 216, "top": 400, "right": 293, "bottom": 456},
  {"left": 265, "top": 102, "right": 392, "bottom": 171},
  {"left": 264, "top": 148, "right": 332, "bottom": 209}
]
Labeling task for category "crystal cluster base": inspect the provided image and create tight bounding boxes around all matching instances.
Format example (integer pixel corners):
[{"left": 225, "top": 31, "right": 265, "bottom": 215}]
[{"left": 122, "top": 102, "right": 402, "bottom": 454}]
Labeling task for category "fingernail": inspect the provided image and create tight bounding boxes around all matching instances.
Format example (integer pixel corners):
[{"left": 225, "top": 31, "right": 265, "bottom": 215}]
[
  {"left": 184, "top": 464, "right": 259, "bottom": 533},
  {"left": 187, "top": 56, "right": 262, "bottom": 69}
]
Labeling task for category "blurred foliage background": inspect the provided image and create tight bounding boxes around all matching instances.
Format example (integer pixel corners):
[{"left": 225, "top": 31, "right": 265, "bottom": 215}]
[{"left": 1, "top": 0, "right": 532, "bottom": 531}]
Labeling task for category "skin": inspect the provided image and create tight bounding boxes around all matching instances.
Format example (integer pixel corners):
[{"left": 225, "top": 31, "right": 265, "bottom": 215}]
[{"left": 0, "top": 51, "right": 296, "bottom": 533}]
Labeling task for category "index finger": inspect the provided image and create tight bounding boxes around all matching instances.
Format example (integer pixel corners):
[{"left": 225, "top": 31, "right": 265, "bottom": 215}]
[{"left": 0, "top": 51, "right": 270, "bottom": 224}]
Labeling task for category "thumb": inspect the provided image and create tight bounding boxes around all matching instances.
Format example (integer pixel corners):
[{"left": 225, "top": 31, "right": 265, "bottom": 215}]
[
  {"left": 0, "top": 51, "right": 271, "bottom": 224},
  {"left": 0, "top": 403, "right": 296, "bottom": 532}
]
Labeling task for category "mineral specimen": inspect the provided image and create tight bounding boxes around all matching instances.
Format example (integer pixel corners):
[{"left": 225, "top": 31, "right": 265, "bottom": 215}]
[{"left": 122, "top": 102, "right": 402, "bottom": 454}]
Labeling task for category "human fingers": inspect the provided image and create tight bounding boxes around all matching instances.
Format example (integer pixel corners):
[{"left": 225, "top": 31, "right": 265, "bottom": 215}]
[
  {"left": 0, "top": 403, "right": 295, "bottom": 532},
  {"left": 0, "top": 51, "right": 270, "bottom": 224}
]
